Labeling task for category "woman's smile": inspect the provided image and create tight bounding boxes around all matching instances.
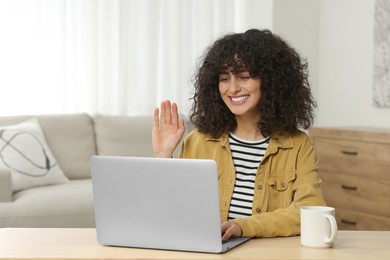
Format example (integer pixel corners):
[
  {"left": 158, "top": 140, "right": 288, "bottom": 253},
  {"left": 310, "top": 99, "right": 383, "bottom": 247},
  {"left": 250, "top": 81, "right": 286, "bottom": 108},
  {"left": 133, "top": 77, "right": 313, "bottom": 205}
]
[{"left": 229, "top": 95, "right": 249, "bottom": 104}]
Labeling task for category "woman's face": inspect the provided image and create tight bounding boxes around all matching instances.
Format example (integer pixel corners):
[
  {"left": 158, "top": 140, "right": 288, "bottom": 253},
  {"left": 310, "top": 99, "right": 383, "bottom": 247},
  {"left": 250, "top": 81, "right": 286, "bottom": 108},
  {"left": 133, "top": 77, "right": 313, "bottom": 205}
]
[{"left": 218, "top": 71, "right": 261, "bottom": 120}]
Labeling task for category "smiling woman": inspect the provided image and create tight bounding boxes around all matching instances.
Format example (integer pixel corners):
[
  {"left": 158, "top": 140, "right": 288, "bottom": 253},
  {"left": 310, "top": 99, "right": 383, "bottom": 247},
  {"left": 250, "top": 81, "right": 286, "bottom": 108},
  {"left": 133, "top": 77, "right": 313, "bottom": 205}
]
[{"left": 152, "top": 29, "right": 326, "bottom": 240}]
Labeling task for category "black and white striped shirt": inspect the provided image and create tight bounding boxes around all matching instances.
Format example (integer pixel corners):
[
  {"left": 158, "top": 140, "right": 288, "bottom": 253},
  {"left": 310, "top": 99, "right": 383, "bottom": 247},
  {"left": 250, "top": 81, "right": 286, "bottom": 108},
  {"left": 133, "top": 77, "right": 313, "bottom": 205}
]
[{"left": 227, "top": 133, "right": 270, "bottom": 220}]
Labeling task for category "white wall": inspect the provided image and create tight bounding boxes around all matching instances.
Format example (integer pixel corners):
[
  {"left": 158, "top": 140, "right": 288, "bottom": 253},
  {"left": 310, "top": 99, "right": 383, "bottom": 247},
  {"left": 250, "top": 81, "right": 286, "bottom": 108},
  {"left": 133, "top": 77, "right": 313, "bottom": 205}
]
[
  {"left": 273, "top": 0, "right": 321, "bottom": 106},
  {"left": 317, "top": 0, "right": 390, "bottom": 128},
  {"left": 274, "top": 0, "right": 390, "bottom": 128}
]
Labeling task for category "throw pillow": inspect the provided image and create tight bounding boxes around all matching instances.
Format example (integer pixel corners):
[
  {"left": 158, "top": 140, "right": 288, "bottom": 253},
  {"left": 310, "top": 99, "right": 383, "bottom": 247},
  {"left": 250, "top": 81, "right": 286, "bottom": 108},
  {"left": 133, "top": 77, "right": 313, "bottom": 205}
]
[{"left": 0, "top": 118, "right": 69, "bottom": 192}]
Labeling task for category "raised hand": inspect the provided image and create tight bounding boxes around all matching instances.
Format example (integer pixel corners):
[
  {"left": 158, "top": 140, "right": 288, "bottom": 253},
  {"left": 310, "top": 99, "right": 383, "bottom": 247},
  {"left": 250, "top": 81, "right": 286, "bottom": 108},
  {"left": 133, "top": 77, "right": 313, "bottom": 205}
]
[{"left": 152, "top": 100, "right": 186, "bottom": 158}]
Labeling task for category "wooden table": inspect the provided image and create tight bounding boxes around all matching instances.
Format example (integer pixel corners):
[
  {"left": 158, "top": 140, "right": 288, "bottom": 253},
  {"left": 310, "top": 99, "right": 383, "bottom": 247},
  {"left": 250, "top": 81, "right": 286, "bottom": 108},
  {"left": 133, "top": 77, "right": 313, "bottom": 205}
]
[{"left": 0, "top": 228, "right": 389, "bottom": 259}]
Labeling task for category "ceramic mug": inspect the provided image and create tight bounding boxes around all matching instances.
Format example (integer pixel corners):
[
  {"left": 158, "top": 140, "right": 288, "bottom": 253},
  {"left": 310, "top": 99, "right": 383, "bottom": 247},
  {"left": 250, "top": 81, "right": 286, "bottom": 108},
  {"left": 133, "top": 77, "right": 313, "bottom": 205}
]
[{"left": 300, "top": 206, "right": 338, "bottom": 248}]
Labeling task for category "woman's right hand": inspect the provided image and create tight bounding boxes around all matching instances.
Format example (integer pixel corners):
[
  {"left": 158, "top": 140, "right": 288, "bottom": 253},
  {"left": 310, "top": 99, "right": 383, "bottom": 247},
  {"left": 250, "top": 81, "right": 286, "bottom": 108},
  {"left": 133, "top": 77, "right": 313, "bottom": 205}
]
[{"left": 152, "top": 100, "right": 186, "bottom": 158}]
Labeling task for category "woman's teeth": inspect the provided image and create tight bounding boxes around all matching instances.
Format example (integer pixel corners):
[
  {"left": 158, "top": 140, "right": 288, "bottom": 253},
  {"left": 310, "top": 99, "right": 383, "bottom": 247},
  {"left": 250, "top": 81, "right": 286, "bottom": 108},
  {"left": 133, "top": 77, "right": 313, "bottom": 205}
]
[{"left": 230, "top": 95, "right": 249, "bottom": 102}]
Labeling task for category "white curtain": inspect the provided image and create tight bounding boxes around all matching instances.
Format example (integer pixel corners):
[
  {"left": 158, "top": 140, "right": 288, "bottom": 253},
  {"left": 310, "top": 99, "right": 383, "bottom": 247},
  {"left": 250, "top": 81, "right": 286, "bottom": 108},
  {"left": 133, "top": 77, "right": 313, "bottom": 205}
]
[{"left": 0, "top": 0, "right": 273, "bottom": 117}]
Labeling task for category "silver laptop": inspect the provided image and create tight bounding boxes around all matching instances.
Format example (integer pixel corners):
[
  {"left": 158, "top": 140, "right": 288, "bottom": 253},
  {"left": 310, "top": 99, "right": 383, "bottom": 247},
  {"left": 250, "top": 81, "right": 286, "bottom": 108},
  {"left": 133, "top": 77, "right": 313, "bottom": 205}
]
[{"left": 90, "top": 155, "right": 250, "bottom": 253}]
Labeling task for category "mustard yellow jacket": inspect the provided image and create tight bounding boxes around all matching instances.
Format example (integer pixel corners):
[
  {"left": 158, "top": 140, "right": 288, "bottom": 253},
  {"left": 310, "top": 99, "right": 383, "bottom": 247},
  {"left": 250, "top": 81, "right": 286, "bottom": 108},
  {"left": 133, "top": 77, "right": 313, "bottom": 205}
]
[{"left": 179, "top": 129, "right": 326, "bottom": 238}]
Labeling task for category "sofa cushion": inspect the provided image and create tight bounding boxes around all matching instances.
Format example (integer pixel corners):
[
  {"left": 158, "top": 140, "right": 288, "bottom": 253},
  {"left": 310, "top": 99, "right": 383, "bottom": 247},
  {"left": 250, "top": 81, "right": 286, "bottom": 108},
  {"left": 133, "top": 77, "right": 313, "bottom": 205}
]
[
  {"left": 94, "top": 114, "right": 191, "bottom": 157},
  {"left": 0, "top": 119, "right": 69, "bottom": 192},
  {"left": 0, "top": 179, "right": 95, "bottom": 227},
  {"left": 0, "top": 114, "right": 96, "bottom": 180},
  {"left": 94, "top": 115, "right": 155, "bottom": 157},
  {"left": 36, "top": 114, "right": 96, "bottom": 179}
]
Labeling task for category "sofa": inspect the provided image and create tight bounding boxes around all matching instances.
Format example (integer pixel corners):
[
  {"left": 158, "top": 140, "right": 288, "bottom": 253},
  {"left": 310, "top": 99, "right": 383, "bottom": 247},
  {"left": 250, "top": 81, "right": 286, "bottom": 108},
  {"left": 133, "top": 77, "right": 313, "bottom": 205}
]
[{"left": 0, "top": 113, "right": 191, "bottom": 228}]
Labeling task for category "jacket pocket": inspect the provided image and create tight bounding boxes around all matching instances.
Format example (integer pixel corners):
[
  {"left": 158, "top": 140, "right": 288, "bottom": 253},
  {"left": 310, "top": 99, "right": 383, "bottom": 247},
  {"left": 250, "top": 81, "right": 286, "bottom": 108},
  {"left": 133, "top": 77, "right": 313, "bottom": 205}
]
[
  {"left": 267, "top": 170, "right": 296, "bottom": 190},
  {"left": 265, "top": 170, "right": 296, "bottom": 210}
]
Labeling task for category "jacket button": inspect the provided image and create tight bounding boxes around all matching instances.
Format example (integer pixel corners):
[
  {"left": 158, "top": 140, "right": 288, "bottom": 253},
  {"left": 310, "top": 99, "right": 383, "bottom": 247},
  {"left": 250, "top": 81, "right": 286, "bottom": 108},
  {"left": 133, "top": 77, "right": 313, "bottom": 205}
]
[
  {"left": 257, "top": 185, "right": 262, "bottom": 190},
  {"left": 281, "top": 182, "right": 286, "bottom": 187},
  {"left": 256, "top": 208, "right": 261, "bottom": 213}
]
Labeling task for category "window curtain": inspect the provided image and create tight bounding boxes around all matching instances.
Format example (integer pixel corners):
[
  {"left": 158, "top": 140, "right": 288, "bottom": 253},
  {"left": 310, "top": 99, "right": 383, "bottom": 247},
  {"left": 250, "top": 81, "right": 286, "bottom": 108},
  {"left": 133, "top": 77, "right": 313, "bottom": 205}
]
[{"left": 0, "top": 0, "right": 272, "bottom": 116}]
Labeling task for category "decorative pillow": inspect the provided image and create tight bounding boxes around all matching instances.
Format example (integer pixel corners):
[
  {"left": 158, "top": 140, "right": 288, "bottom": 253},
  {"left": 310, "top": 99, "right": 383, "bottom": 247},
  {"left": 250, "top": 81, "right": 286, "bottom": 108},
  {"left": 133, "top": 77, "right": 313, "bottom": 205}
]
[{"left": 0, "top": 118, "right": 69, "bottom": 192}]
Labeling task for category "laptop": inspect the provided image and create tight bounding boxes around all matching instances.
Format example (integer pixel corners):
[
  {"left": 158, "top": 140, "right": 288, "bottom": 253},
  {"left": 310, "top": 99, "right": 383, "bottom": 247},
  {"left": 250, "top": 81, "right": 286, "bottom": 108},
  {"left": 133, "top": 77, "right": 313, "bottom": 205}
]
[{"left": 90, "top": 155, "right": 250, "bottom": 253}]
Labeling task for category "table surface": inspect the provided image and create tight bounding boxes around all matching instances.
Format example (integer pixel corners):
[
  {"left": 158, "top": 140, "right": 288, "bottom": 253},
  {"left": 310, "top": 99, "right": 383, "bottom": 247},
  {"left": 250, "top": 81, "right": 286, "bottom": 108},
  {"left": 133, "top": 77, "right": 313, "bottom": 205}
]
[{"left": 0, "top": 228, "right": 389, "bottom": 259}]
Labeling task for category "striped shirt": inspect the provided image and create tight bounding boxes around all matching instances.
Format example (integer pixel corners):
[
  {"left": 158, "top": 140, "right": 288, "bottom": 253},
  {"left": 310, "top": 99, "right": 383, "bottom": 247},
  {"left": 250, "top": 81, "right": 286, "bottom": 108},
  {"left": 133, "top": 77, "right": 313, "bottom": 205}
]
[{"left": 227, "top": 133, "right": 270, "bottom": 220}]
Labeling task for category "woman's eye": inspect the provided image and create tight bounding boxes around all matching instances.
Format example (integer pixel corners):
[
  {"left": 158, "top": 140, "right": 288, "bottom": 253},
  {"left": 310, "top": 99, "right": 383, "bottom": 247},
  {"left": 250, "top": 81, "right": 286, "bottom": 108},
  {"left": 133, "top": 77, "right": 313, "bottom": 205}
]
[
  {"left": 219, "top": 76, "right": 229, "bottom": 82},
  {"left": 237, "top": 72, "right": 251, "bottom": 80}
]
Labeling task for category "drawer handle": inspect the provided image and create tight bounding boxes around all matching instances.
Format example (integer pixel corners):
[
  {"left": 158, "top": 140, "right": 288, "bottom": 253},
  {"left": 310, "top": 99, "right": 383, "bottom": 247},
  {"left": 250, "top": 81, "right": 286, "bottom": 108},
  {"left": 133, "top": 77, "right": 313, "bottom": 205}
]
[
  {"left": 341, "top": 150, "right": 358, "bottom": 156},
  {"left": 341, "top": 219, "right": 357, "bottom": 226},
  {"left": 341, "top": 184, "right": 357, "bottom": 191}
]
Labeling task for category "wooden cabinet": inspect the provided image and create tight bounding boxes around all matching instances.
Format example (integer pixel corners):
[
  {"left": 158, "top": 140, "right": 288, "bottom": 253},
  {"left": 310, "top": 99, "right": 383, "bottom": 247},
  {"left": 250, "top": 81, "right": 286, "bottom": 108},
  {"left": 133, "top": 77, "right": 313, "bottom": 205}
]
[{"left": 309, "top": 127, "right": 390, "bottom": 230}]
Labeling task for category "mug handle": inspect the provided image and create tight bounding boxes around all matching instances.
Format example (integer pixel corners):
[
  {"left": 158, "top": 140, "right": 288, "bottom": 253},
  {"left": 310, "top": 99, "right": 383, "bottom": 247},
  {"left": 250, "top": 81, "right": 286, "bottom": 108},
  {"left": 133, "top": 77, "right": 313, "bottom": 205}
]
[{"left": 324, "top": 214, "right": 338, "bottom": 244}]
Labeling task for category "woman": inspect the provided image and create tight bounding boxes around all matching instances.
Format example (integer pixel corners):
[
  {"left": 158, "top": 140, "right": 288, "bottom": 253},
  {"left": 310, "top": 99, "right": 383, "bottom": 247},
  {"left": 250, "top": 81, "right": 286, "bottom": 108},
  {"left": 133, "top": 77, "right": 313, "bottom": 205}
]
[{"left": 152, "top": 29, "right": 326, "bottom": 241}]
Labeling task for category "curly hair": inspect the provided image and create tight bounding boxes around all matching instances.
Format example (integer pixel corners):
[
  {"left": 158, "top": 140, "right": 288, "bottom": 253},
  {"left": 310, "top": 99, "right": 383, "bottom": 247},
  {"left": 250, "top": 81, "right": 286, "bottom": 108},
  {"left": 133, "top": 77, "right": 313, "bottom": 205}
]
[{"left": 190, "top": 28, "right": 316, "bottom": 138}]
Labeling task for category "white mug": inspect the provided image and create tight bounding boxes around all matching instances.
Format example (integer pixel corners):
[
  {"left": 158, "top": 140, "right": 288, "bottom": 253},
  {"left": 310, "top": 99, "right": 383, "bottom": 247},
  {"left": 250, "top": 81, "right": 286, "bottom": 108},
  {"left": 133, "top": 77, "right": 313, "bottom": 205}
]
[{"left": 300, "top": 206, "right": 338, "bottom": 248}]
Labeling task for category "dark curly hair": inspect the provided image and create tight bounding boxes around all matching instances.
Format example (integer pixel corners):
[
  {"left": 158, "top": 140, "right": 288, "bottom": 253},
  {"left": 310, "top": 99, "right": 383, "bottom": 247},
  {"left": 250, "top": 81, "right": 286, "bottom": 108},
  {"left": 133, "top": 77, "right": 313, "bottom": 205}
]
[{"left": 189, "top": 28, "right": 316, "bottom": 138}]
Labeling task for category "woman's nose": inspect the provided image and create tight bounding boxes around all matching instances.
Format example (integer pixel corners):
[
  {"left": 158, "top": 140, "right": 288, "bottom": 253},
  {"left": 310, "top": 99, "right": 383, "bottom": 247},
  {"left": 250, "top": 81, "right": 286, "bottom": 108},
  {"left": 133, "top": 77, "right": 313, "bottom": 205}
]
[{"left": 228, "top": 78, "right": 240, "bottom": 93}]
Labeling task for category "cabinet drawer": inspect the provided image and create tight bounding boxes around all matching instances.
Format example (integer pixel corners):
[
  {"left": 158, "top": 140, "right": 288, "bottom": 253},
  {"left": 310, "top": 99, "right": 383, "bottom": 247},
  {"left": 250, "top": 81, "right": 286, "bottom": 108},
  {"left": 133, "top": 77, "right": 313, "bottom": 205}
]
[
  {"left": 314, "top": 138, "right": 390, "bottom": 179},
  {"left": 335, "top": 208, "right": 390, "bottom": 230},
  {"left": 320, "top": 171, "right": 390, "bottom": 217}
]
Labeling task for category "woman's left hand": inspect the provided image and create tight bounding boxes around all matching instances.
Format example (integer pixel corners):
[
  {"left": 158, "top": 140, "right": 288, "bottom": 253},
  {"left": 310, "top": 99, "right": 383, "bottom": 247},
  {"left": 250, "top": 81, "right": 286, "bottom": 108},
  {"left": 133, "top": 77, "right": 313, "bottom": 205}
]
[{"left": 221, "top": 221, "right": 243, "bottom": 241}]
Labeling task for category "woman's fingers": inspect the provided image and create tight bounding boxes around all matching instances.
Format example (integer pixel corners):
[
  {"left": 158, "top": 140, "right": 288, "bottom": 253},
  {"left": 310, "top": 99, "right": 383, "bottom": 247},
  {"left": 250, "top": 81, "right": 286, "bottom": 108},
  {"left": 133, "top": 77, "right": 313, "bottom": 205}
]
[
  {"left": 158, "top": 100, "right": 181, "bottom": 127},
  {"left": 164, "top": 100, "right": 172, "bottom": 125},
  {"left": 153, "top": 107, "right": 160, "bottom": 128},
  {"left": 152, "top": 100, "right": 186, "bottom": 158},
  {"left": 221, "top": 221, "right": 243, "bottom": 241},
  {"left": 159, "top": 101, "right": 166, "bottom": 124},
  {"left": 171, "top": 102, "right": 180, "bottom": 127}
]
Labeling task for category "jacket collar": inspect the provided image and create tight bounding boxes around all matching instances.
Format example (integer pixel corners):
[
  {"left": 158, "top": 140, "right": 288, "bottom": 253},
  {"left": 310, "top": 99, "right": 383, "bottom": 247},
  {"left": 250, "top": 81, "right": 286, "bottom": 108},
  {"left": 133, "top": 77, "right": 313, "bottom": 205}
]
[{"left": 205, "top": 132, "right": 295, "bottom": 151}]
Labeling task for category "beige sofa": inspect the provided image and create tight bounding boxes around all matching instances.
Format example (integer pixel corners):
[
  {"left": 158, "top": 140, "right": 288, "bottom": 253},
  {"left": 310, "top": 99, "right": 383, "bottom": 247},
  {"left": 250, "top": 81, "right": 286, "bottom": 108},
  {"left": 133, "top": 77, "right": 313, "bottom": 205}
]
[{"left": 0, "top": 113, "right": 190, "bottom": 228}]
